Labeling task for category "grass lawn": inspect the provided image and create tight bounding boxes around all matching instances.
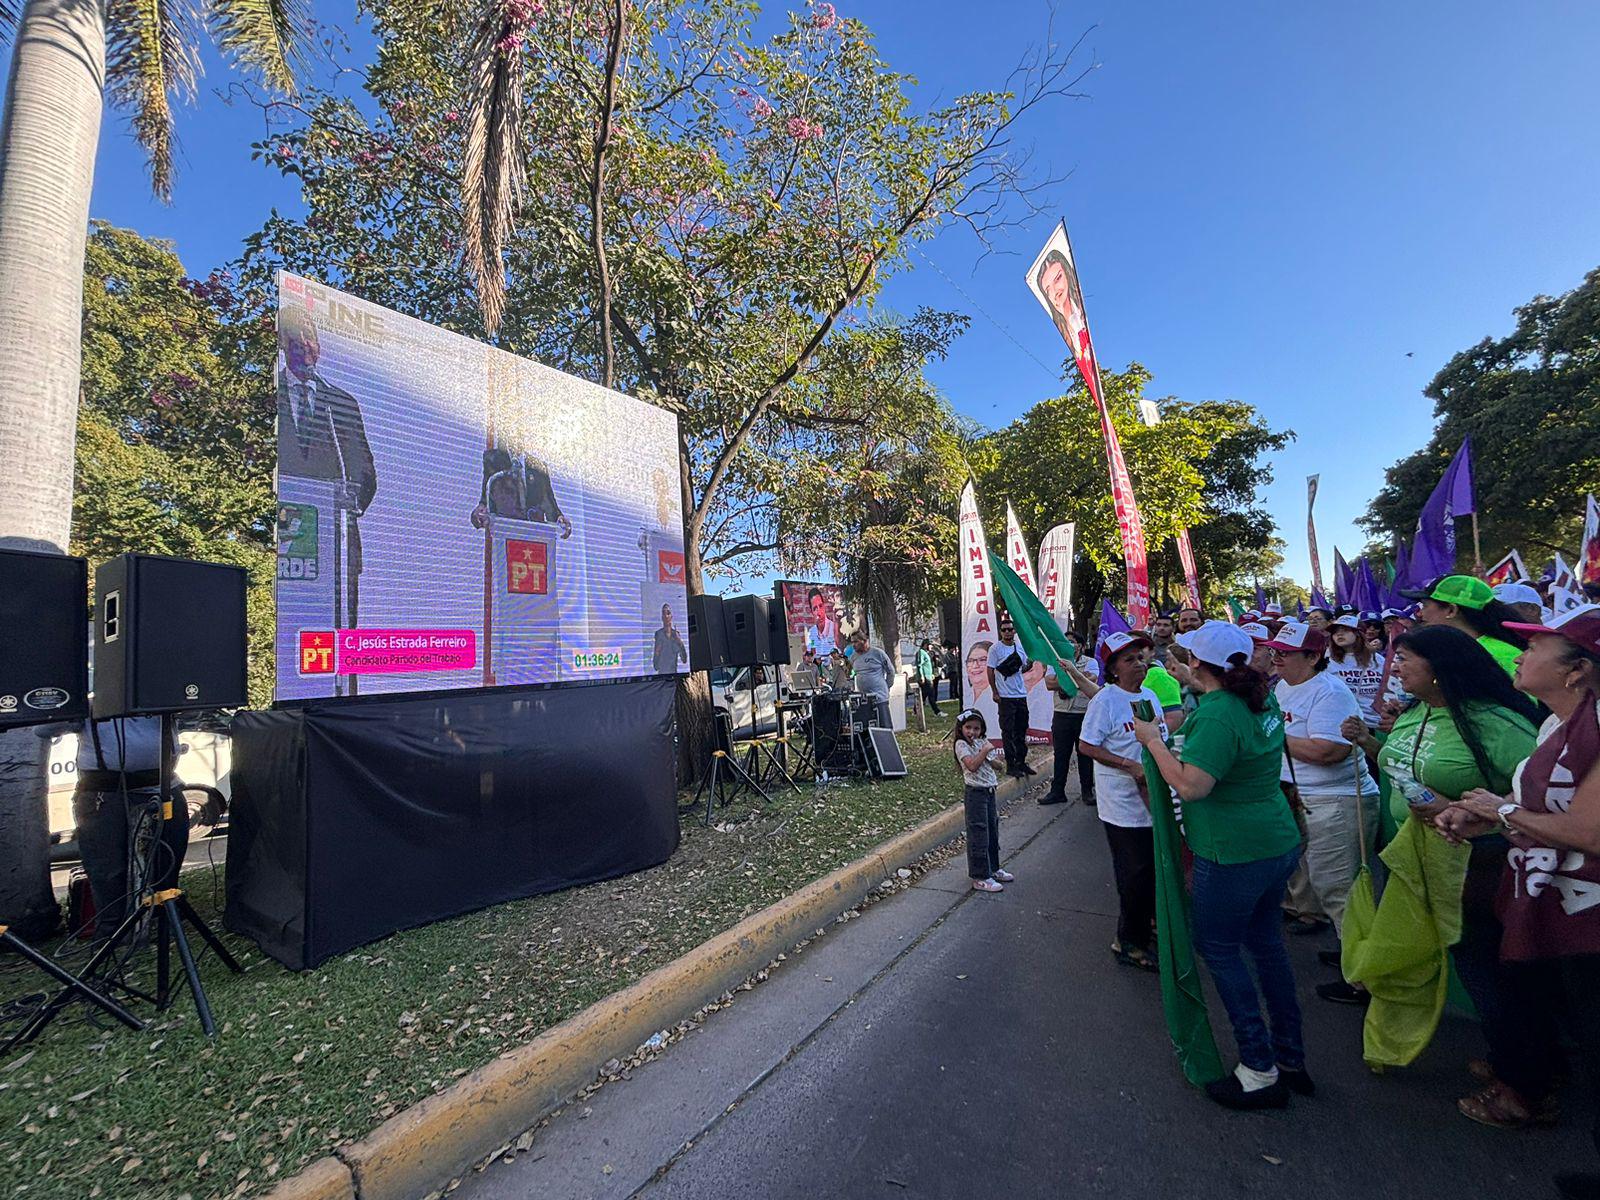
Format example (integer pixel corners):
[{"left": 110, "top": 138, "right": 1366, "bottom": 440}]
[{"left": 0, "top": 708, "right": 967, "bottom": 1200}]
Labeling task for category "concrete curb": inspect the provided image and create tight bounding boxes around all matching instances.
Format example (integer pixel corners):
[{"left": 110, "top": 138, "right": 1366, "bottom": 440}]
[{"left": 276, "top": 762, "right": 1039, "bottom": 1200}]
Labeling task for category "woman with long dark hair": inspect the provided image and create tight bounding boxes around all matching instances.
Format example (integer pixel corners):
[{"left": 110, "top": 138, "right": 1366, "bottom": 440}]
[
  {"left": 1342, "top": 625, "right": 1539, "bottom": 1071},
  {"left": 1402, "top": 574, "right": 1530, "bottom": 678},
  {"left": 1133, "top": 622, "right": 1306, "bottom": 1108},
  {"left": 1434, "top": 607, "right": 1600, "bottom": 1183}
]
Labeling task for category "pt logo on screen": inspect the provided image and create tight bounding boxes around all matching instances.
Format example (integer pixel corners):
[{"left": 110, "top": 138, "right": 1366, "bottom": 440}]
[
  {"left": 299, "top": 631, "right": 336, "bottom": 675},
  {"left": 276, "top": 503, "right": 319, "bottom": 580},
  {"left": 508, "top": 540, "right": 549, "bottom": 594},
  {"left": 657, "top": 550, "right": 685, "bottom": 585}
]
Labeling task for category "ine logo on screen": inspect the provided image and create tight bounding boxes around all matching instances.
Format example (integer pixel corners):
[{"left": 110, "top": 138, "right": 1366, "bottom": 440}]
[
  {"left": 299, "top": 631, "right": 336, "bottom": 675},
  {"left": 507, "top": 541, "right": 549, "bottom": 594}
]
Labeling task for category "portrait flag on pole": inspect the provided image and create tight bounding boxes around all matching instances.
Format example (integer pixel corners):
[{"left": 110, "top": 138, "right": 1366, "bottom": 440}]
[
  {"left": 1307, "top": 474, "right": 1324, "bottom": 592},
  {"left": 1025, "top": 220, "right": 1150, "bottom": 628},
  {"left": 1580, "top": 494, "right": 1600, "bottom": 590},
  {"left": 1036, "top": 522, "right": 1076, "bottom": 630},
  {"left": 1004, "top": 502, "right": 1038, "bottom": 593},
  {"left": 1175, "top": 529, "right": 1202, "bottom": 612}
]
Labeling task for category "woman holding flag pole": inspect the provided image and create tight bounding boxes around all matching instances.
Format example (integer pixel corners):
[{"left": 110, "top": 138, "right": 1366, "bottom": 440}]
[{"left": 1133, "top": 621, "right": 1309, "bottom": 1109}]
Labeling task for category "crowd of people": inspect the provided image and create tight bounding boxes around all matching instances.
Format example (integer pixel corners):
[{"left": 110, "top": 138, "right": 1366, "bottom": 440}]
[{"left": 950, "top": 574, "right": 1600, "bottom": 1200}]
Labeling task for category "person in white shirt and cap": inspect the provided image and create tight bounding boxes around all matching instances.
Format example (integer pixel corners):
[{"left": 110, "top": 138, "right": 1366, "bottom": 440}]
[{"left": 1493, "top": 580, "right": 1548, "bottom": 625}]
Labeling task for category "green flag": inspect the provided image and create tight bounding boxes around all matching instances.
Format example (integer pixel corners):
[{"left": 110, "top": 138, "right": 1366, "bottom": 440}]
[
  {"left": 988, "top": 553, "right": 1077, "bottom": 695},
  {"left": 1138, "top": 711, "right": 1226, "bottom": 1087},
  {"left": 1225, "top": 596, "right": 1246, "bottom": 621}
]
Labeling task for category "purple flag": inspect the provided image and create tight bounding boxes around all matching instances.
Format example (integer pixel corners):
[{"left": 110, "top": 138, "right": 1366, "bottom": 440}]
[
  {"left": 1310, "top": 586, "right": 1330, "bottom": 611},
  {"left": 1254, "top": 581, "right": 1267, "bottom": 612},
  {"left": 1356, "top": 557, "right": 1383, "bottom": 615},
  {"left": 1334, "top": 549, "right": 1354, "bottom": 606},
  {"left": 1094, "top": 597, "right": 1131, "bottom": 662},
  {"left": 1413, "top": 438, "right": 1475, "bottom": 582}
]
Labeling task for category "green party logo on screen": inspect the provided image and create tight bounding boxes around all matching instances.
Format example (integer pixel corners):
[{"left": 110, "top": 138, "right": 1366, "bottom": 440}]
[{"left": 276, "top": 503, "right": 320, "bottom": 580}]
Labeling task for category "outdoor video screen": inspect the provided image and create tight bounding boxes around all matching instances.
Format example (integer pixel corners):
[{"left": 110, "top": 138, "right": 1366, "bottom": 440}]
[
  {"left": 774, "top": 581, "right": 859, "bottom": 658},
  {"left": 273, "top": 273, "right": 688, "bottom": 701}
]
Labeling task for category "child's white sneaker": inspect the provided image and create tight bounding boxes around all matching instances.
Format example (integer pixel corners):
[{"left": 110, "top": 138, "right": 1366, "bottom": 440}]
[
  {"left": 993, "top": 869, "right": 1015, "bottom": 883},
  {"left": 972, "top": 877, "right": 1004, "bottom": 893}
]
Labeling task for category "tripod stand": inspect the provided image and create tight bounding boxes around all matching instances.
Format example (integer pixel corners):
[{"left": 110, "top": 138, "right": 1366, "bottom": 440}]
[
  {"left": 10, "top": 714, "right": 244, "bottom": 1047},
  {"left": 0, "top": 925, "right": 145, "bottom": 1055},
  {"left": 689, "top": 711, "right": 770, "bottom": 826}
]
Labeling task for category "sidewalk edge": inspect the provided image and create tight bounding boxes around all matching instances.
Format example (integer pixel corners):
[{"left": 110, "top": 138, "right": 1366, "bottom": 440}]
[{"left": 296, "top": 766, "right": 1035, "bottom": 1200}]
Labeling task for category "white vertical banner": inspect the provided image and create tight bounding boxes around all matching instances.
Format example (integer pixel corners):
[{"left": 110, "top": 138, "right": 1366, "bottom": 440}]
[
  {"left": 1580, "top": 493, "right": 1600, "bottom": 594},
  {"left": 1004, "top": 503, "right": 1038, "bottom": 593},
  {"left": 1036, "top": 522, "right": 1076, "bottom": 631},
  {"left": 959, "top": 482, "right": 1001, "bottom": 737}
]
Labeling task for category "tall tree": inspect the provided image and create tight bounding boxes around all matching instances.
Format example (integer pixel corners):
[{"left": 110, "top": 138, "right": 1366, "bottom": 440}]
[
  {"left": 0, "top": 0, "right": 304, "bottom": 934},
  {"left": 1363, "top": 266, "right": 1600, "bottom": 561},
  {"left": 978, "top": 363, "right": 1292, "bottom": 628}
]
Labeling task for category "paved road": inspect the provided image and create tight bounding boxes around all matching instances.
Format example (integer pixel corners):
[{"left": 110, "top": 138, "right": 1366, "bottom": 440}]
[{"left": 456, "top": 785, "right": 1592, "bottom": 1200}]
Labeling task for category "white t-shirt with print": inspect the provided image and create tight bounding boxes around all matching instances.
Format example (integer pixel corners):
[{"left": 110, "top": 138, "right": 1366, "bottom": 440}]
[
  {"left": 1275, "top": 672, "right": 1379, "bottom": 796},
  {"left": 1080, "top": 683, "right": 1166, "bottom": 829},
  {"left": 1327, "top": 653, "right": 1387, "bottom": 727},
  {"left": 1047, "top": 657, "right": 1099, "bottom": 714},
  {"left": 987, "top": 639, "right": 1031, "bottom": 699}
]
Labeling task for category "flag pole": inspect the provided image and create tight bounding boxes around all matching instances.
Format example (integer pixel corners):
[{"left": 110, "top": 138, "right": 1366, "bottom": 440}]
[{"left": 1471, "top": 512, "right": 1483, "bottom": 575}]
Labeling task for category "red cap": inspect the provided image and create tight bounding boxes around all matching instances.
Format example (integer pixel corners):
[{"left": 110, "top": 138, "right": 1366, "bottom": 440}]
[
  {"left": 1264, "top": 621, "right": 1328, "bottom": 656},
  {"left": 1503, "top": 604, "right": 1600, "bottom": 657}
]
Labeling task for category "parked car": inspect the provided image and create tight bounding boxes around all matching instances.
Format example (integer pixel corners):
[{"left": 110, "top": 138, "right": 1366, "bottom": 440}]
[
  {"left": 709, "top": 664, "right": 781, "bottom": 739},
  {"left": 44, "top": 720, "right": 233, "bottom": 843}
]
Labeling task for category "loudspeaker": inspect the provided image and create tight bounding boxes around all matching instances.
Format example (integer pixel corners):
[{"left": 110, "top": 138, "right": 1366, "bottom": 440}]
[
  {"left": 93, "top": 554, "right": 249, "bottom": 718},
  {"left": 939, "top": 597, "right": 960, "bottom": 647},
  {"left": 766, "top": 599, "right": 792, "bottom": 666},
  {"left": 723, "top": 595, "right": 771, "bottom": 666},
  {"left": 686, "top": 594, "right": 729, "bottom": 672},
  {"left": 0, "top": 549, "right": 89, "bottom": 728}
]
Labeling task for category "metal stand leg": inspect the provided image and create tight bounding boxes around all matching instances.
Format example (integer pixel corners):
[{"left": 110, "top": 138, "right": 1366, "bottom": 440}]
[{"left": 0, "top": 928, "right": 145, "bottom": 1054}]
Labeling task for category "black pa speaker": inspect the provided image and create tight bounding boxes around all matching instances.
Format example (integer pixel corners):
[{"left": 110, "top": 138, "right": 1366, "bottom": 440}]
[
  {"left": 939, "top": 597, "right": 960, "bottom": 647},
  {"left": 686, "top": 593, "right": 729, "bottom": 672},
  {"left": 0, "top": 548, "right": 89, "bottom": 728},
  {"left": 92, "top": 554, "right": 249, "bottom": 718},
  {"left": 765, "top": 598, "right": 792, "bottom": 666},
  {"left": 723, "top": 595, "right": 771, "bottom": 667}
]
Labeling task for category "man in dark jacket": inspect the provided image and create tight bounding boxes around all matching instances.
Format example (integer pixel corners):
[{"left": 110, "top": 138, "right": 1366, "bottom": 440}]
[{"left": 277, "top": 306, "right": 378, "bottom": 624}]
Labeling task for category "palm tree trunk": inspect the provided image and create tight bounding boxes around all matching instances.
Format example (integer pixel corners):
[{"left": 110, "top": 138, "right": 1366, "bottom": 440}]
[{"left": 0, "top": 0, "right": 106, "bottom": 935}]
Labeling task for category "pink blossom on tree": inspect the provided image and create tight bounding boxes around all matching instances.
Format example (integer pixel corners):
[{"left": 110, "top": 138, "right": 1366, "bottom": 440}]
[{"left": 812, "top": 3, "right": 837, "bottom": 30}]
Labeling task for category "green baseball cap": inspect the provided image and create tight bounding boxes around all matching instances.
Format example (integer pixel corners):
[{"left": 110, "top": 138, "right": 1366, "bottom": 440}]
[{"left": 1400, "top": 573, "right": 1494, "bottom": 610}]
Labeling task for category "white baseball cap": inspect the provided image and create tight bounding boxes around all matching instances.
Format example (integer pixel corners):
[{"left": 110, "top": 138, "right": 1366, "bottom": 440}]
[
  {"left": 1265, "top": 621, "right": 1328, "bottom": 655},
  {"left": 1239, "top": 622, "right": 1272, "bottom": 642},
  {"left": 1264, "top": 601, "right": 1284, "bottom": 617},
  {"left": 1331, "top": 614, "right": 1361, "bottom": 629},
  {"left": 1175, "top": 620, "right": 1256, "bottom": 670},
  {"left": 1492, "top": 582, "right": 1544, "bottom": 608}
]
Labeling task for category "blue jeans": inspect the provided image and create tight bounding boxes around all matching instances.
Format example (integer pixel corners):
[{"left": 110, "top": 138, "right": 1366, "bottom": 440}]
[{"left": 1191, "top": 848, "right": 1305, "bottom": 1073}]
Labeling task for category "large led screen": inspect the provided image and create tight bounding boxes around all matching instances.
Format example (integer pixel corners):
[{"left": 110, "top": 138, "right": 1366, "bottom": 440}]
[{"left": 274, "top": 273, "right": 688, "bottom": 701}]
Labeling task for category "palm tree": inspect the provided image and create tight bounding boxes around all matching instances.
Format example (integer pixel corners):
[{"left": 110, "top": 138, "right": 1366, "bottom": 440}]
[{"left": 0, "top": 0, "right": 304, "bottom": 935}]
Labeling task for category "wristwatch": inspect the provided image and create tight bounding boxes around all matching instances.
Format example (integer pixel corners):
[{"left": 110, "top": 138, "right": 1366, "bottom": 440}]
[{"left": 1497, "top": 803, "right": 1519, "bottom": 831}]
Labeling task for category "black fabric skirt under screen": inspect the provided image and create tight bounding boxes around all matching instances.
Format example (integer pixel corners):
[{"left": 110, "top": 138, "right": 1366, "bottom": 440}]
[{"left": 225, "top": 678, "right": 680, "bottom": 969}]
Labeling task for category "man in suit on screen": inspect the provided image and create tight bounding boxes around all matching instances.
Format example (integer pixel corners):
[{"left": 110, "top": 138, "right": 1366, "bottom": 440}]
[{"left": 277, "top": 305, "right": 378, "bottom": 625}]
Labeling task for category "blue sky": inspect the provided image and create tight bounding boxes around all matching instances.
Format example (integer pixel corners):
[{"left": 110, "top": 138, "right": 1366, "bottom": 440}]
[{"left": 38, "top": 0, "right": 1600, "bottom": 590}]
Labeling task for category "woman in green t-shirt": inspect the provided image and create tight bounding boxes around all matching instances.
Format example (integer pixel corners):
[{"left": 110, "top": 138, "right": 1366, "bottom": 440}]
[
  {"left": 1344, "top": 625, "right": 1538, "bottom": 1071},
  {"left": 1135, "top": 621, "right": 1306, "bottom": 1110},
  {"left": 1400, "top": 574, "right": 1529, "bottom": 679}
]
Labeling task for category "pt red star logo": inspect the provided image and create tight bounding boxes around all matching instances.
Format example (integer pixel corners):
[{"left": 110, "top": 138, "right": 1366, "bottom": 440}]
[
  {"left": 508, "top": 539, "right": 549, "bottom": 594},
  {"left": 299, "top": 630, "right": 336, "bottom": 675}
]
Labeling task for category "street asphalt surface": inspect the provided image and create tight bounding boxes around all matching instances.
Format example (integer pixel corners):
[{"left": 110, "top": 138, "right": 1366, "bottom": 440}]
[{"left": 454, "top": 778, "right": 1594, "bottom": 1200}]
